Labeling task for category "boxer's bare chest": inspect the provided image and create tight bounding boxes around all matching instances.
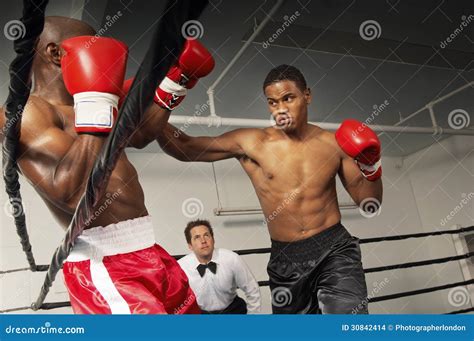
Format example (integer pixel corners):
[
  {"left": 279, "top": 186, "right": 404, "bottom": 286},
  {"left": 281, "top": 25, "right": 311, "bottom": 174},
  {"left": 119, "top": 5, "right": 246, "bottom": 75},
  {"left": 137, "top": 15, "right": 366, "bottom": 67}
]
[{"left": 241, "top": 129, "right": 341, "bottom": 196}]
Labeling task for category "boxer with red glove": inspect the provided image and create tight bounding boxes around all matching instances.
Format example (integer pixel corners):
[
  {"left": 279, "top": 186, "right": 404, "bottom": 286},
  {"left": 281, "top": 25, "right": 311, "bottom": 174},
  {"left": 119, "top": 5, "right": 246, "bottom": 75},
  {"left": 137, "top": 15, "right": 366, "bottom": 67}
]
[
  {"left": 155, "top": 64, "right": 384, "bottom": 315},
  {"left": 120, "top": 39, "right": 214, "bottom": 111},
  {"left": 9, "top": 15, "right": 201, "bottom": 315},
  {"left": 335, "top": 119, "right": 382, "bottom": 181},
  {"left": 154, "top": 39, "right": 215, "bottom": 110},
  {"left": 60, "top": 36, "right": 199, "bottom": 315},
  {"left": 61, "top": 36, "right": 128, "bottom": 134}
]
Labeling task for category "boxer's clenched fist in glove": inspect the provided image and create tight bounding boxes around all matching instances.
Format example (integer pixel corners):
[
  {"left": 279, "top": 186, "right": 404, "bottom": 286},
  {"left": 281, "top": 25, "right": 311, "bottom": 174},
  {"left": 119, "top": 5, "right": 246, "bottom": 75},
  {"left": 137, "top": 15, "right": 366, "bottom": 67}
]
[
  {"left": 335, "top": 119, "right": 382, "bottom": 181},
  {"left": 61, "top": 36, "right": 128, "bottom": 134}
]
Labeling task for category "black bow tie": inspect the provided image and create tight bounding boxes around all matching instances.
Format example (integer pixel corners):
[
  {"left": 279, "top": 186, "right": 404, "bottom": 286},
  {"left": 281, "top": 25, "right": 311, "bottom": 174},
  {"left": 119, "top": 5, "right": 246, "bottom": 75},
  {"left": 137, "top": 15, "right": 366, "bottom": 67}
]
[{"left": 197, "top": 261, "right": 217, "bottom": 277}]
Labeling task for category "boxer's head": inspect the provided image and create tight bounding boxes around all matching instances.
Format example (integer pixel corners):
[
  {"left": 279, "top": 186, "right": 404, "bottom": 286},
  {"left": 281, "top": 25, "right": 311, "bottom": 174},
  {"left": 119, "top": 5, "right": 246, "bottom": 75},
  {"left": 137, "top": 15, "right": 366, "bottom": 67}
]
[
  {"left": 185, "top": 219, "right": 215, "bottom": 261},
  {"left": 263, "top": 64, "right": 311, "bottom": 133},
  {"left": 33, "top": 16, "right": 96, "bottom": 81}
]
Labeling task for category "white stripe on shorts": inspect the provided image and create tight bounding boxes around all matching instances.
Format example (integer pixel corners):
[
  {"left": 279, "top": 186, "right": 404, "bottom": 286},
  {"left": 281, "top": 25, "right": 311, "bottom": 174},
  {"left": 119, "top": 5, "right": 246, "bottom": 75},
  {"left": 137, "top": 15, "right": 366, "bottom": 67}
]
[{"left": 90, "top": 258, "right": 131, "bottom": 314}]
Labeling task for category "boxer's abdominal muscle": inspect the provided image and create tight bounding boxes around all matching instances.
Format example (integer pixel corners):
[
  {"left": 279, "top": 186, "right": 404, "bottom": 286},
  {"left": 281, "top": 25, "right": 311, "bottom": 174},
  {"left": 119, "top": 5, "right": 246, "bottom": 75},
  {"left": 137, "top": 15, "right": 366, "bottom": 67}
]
[
  {"left": 16, "top": 97, "right": 148, "bottom": 230},
  {"left": 241, "top": 129, "right": 342, "bottom": 242}
]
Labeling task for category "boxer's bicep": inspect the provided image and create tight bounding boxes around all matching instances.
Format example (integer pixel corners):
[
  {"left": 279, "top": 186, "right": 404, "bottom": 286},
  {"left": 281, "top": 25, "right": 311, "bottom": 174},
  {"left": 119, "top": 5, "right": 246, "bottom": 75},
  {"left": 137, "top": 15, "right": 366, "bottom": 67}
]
[
  {"left": 338, "top": 155, "right": 364, "bottom": 205},
  {"left": 18, "top": 126, "right": 77, "bottom": 211}
]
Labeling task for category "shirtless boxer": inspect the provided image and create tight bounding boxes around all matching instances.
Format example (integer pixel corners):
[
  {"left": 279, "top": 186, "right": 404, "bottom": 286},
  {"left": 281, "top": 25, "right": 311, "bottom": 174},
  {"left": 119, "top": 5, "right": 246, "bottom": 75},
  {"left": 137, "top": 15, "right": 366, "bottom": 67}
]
[
  {"left": 156, "top": 64, "right": 383, "bottom": 314},
  {"left": 0, "top": 16, "right": 214, "bottom": 314}
]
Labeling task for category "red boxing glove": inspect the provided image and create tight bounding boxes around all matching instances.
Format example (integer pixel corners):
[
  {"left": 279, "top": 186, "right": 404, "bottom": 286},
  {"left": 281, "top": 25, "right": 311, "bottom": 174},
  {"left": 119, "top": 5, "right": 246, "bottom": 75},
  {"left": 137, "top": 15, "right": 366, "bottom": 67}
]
[
  {"left": 335, "top": 119, "right": 382, "bottom": 181},
  {"left": 61, "top": 36, "right": 128, "bottom": 134},
  {"left": 154, "top": 39, "right": 215, "bottom": 110}
]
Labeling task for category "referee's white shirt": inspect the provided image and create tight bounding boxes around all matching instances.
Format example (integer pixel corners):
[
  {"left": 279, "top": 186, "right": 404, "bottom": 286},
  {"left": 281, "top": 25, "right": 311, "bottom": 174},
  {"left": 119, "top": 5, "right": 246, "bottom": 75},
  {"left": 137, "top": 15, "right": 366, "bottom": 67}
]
[{"left": 178, "top": 248, "right": 261, "bottom": 313}]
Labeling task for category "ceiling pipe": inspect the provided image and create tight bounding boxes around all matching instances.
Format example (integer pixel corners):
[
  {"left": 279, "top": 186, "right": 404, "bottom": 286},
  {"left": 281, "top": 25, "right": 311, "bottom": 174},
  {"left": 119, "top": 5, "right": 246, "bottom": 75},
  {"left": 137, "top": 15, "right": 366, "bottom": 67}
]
[
  {"left": 214, "top": 203, "right": 358, "bottom": 216},
  {"left": 207, "top": 0, "right": 286, "bottom": 117},
  {"left": 198, "top": 0, "right": 473, "bottom": 137},
  {"left": 393, "top": 81, "right": 474, "bottom": 129},
  {"left": 169, "top": 115, "right": 474, "bottom": 135}
]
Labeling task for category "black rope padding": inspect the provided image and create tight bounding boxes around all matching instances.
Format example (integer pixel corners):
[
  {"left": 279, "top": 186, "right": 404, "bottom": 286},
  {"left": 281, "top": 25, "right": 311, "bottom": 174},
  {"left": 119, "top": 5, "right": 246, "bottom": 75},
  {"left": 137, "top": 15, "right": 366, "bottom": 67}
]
[
  {"left": 4, "top": 275, "right": 473, "bottom": 312},
  {"left": 359, "top": 225, "right": 474, "bottom": 244},
  {"left": 368, "top": 279, "right": 474, "bottom": 303},
  {"left": 2, "top": 0, "right": 49, "bottom": 271},
  {"left": 364, "top": 252, "right": 474, "bottom": 273},
  {"left": 0, "top": 301, "right": 72, "bottom": 313},
  {"left": 447, "top": 307, "right": 474, "bottom": 314},
  {"left": 31, "top": 0, "right": 208, "bottom": 311},
  {"left": 38, "top": 301, "right": 71, "bottom": 310},
  {"left": 172, "top": 225, "right": 474, "bottom": 259},
  {"left": 3, "top": 226, "right": 472, "bottom": 277}
]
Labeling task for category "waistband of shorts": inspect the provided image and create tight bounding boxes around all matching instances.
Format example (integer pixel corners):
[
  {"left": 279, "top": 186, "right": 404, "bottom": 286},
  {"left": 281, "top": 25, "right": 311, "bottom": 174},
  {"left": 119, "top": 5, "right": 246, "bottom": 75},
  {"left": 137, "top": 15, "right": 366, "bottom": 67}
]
[
  {"left": 270, "top": 221, "right": 352, "bottom": 263},
  {"left": 66, "top": 215, "right": 156, "bottom": 262}
]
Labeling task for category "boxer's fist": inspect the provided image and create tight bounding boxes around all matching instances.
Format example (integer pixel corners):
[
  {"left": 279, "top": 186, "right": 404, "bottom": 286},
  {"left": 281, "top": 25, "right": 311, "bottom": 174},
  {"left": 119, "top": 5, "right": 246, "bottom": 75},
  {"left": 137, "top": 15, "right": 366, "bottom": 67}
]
[
  {"left": 335, "top": 119, "right": 382, "bottom": 181},
  {"left": 61, "top": 36, "right": 128, "bottom": 134},
  {"left": 154, "top": 39, "right": 215, "bottom": 110}
]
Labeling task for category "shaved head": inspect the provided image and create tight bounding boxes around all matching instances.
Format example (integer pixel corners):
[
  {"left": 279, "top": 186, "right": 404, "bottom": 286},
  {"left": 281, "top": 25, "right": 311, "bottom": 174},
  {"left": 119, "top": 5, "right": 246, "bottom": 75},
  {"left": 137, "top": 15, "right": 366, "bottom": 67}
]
[
  {"left": 33, "top": 16, "right": 96, "bottom": 69},
  {"left": 39, "top": 16, "right": 96, "bottom": 49}
]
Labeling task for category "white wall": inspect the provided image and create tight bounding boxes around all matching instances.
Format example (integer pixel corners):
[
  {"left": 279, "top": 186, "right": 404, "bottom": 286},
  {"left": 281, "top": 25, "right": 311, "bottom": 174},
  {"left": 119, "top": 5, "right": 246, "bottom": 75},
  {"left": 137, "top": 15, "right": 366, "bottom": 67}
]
[{"left": 1, "top": 134, "right": 473, "bottom": 314}]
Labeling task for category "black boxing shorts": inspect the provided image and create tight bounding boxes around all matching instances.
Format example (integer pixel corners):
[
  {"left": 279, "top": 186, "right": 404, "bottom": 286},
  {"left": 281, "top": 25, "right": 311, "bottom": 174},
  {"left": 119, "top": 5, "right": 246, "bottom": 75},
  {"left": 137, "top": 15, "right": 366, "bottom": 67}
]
[{"left": 267, "top": 221, "right": 368, "bottom": 314}]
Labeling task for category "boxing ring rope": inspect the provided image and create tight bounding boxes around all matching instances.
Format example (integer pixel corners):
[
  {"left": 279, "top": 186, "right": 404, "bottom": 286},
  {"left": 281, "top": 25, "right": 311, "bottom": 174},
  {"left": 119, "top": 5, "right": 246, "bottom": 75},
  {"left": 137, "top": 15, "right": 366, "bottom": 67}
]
[
  {"left": 2, "top": 225, "right": 472, "bottom": 314},
  {"left": 2, "top": 0, "right": 49, "bottom": 273},
  {"left": 2, "top": 0, "right": 472, "bottom": 315},
  {"left": 2, "top": 0, "right": 209, "bottom": 311},
  {"left": 30, "top": 0, "right": 209, "bottom": 311}
]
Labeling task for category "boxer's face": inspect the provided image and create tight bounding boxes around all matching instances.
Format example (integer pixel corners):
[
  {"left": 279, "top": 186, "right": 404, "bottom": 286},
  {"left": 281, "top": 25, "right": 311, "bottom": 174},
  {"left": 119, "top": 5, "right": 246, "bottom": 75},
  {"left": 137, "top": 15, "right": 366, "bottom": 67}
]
[
  {"left": 188, "top": 225, "right": 215, "bottom": 259},
  {"left": 265, "top": 80, "right": 311, "bottom": 132}
]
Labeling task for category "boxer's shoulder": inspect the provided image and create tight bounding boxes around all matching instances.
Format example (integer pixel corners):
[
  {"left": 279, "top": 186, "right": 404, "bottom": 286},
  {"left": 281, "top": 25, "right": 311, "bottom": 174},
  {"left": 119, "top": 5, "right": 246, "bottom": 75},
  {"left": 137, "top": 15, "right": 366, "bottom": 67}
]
[
  {"left": 22, "top": 95, "right": 64, "bottom": 131},
  {"left": 310, "top": 125, "right": 344, "bottom": 153},
  {"left": 233, "top": 127, "right": 269, "bottom": 150},
  {"left": 18, "top": 96, "right": 73, "bottom": 160},
  {"left": 0, "top": 96, "right": 58, "bottom": 144}
]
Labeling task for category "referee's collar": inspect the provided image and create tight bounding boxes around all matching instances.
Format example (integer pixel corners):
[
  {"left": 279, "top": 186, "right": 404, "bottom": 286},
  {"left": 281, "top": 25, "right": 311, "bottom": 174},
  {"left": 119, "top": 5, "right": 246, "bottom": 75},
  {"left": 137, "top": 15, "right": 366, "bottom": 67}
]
[{"left": 193, "top": 248, "right": 220, "bottom": 266}]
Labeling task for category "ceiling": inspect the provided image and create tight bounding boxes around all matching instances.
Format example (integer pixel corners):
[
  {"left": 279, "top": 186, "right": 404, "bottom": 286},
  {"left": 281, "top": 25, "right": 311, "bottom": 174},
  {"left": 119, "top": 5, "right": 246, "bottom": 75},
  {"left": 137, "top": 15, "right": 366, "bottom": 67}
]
[{"left": 0, "top": 0, "right": 473, "bottom": 156}]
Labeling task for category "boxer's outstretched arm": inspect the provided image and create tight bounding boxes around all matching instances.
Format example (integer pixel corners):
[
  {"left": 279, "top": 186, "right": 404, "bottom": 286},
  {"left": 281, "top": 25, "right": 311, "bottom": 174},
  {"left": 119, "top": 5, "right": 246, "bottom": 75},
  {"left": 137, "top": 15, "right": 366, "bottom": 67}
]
[
  {"left": 156, "top": 123, "right": 262, "bottom": 162},
  {"left": 338, "top": 153, "right": 383, "bottom": 206},
  {"left": 126, "top": 104, "right": 171, "bottom": 149}
]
